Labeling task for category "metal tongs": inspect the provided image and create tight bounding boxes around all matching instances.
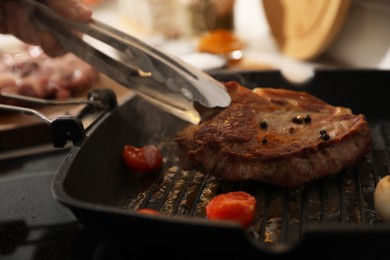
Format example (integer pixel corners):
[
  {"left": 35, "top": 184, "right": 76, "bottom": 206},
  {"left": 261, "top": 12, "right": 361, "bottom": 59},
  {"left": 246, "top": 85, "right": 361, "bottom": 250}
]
[{"left": 22, "top": 0, "right": 231, "bottom": 124}]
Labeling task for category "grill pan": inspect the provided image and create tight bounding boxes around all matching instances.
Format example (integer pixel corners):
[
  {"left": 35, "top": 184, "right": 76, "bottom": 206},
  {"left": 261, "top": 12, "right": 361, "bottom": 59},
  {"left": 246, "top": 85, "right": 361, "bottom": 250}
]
[{"left": 52, "top": 69, "right": 390, "bottom": 258}]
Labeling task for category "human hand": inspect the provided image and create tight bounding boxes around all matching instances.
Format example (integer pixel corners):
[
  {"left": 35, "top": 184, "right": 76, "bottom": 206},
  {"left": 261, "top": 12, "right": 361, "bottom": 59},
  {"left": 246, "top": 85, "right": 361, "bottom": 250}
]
[{"left": 0, "top": 0, "right": 92, "bottom": 56}]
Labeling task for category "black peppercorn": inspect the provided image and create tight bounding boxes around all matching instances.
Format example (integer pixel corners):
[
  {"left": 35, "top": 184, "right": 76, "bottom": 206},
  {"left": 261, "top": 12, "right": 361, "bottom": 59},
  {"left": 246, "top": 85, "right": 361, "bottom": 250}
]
[
  {"left": 291, "top": 117, "right": 303, "bottom": 124},
  {"left": 292, "top": 114, "right": 312, "bottom": 124},
  {"left": 259, "top": 120, "right": 268, "bottom": 130},
  {"left": 292, "top": 116, "right": 303, "bottom": 124},
  {"left": 319, "top": 129, "right": 330, "bottom": 141},
  {"left": 262, "top": 137, "right": 268, "bottom": 144},
  {"left": 304, "top": 114, "right": 311, "bottom": 123},
  {"left": 321, "top": 133, "right": 330, "bottom": 141}
]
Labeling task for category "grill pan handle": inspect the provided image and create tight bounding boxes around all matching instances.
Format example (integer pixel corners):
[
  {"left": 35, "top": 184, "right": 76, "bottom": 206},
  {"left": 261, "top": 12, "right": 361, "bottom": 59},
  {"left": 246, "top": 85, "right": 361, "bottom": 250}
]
[
  {"left": 50, "top": 115, "right": 85, "bottom": 147},
  {"left": 0, "top": 88, "right": 117, "bottom": 147}
]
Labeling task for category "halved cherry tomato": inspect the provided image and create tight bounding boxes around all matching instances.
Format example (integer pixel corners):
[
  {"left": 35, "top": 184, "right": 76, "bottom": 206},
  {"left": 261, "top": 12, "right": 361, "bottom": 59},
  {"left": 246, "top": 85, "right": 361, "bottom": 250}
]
[
  {"left": 136, "top": 208, "right": 160, "bottom": 215},
  {"left": 206, "top": 191, "right": 256, "bottom": 229},
  {"left": 122, "top": 144, "right": 163, "bottom": 173}
]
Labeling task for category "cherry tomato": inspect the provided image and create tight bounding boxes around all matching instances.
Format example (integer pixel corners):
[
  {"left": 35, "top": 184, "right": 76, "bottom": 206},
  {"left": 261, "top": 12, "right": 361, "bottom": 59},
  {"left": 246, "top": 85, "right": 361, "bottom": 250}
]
[
  {"left": 122, "top": 144, "right": 163, "bottom": 173},
  {"left": 136, "top": 208, "right": 160, "bottom": 215},
  {"left": 206, "top": 191, "right": 256, "bottom": 229}
]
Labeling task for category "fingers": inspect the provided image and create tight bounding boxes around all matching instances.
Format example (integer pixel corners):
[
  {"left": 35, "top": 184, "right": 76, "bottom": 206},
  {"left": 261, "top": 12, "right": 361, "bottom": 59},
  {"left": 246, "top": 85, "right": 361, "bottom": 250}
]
[
  {"left": 30, "top": 31, "right": 67, "bottom": 57},
  {"left": 46, "top": 0, "right": 93, "bottom": 22},
  {"left": 4, "top": 1, "right": 38, "bottom": 44},
  {"left": 1, "top": 0, "right": 93, "bottom": 57},
  {"left": 3, "top": 1, "right": 65, "bottom": 57}
]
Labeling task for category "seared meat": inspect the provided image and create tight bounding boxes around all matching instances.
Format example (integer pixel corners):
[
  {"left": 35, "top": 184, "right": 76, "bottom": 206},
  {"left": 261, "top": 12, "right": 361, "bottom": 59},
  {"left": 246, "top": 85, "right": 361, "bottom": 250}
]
[
  {"left": 0, "top": 44, "right": 98, "bottom": 105},
  {"left": 174, "top": 81, "right": 372, "bottom": 189}
]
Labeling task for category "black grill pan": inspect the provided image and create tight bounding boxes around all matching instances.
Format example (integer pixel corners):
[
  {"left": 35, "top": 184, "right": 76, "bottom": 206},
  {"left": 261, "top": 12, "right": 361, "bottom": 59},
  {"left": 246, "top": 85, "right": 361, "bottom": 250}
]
[{"left": 52, "top": 69, "right": 390, "bottom": 258}]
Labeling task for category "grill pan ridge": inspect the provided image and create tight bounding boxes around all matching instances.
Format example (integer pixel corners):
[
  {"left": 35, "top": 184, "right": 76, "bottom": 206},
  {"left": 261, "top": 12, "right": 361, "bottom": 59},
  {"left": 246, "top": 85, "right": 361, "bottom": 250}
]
[{"left": 52, "top": 69, "right": 390, "bottom": 258}]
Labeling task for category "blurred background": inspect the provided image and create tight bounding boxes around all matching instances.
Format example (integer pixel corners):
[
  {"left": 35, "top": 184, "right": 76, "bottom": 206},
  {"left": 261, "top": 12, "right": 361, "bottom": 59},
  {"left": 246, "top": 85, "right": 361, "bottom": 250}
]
[
  {"left": 1, "top": 0, "right": 389, "bottom": 80},
  {"left": 84, "top": 0, "right": 390, "bottom": 81}
]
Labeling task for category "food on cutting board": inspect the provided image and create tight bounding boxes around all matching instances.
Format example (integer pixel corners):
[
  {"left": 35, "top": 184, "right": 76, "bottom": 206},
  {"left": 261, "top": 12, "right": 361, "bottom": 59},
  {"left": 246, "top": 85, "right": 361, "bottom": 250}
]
[
  {"left": 374, "top": 175, "right": 390, "bottom": 222},
  {"left": 206, "top": 191, "right": 256, "bottom": 229},
  {"left": 122, "top": 144, "right": 163, "bottom": 174},
  {"left": 0, "top": 44, "right": 99, "bottom": 105},
  {"left": 175, "top": 81, "right": 372, "bottom": 189}
]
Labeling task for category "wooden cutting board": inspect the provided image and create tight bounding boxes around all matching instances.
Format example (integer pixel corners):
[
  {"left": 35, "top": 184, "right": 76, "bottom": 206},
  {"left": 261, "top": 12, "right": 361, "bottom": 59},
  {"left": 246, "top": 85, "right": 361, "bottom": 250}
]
[{"left": 262, "top": 0, "right": 351, "bottom": 60}]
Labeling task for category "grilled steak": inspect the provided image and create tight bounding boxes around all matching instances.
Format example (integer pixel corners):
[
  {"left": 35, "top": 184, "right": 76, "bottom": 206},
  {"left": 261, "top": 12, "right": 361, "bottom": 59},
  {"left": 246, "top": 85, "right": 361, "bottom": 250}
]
[{"left": 174, "top": 81, "right": 372, "bottom": 189}]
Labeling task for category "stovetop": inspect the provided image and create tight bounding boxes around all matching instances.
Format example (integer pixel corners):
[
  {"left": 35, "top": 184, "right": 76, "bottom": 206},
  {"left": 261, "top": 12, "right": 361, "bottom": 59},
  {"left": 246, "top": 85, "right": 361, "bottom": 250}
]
[
  {"left": 0, "top": 151, "right": 207, "bottom": 260},
  {"left": 0, "top": 150, "right": 97, "bottom": 260},
  {"left": 0, "top": 151, "right": 150, "bottom": 260}
]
